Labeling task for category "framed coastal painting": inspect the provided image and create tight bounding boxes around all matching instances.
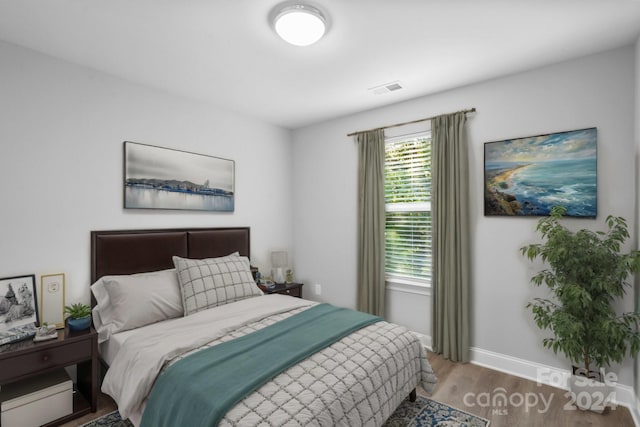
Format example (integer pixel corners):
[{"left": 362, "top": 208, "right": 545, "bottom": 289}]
[
  {"left": 484, "top": 128, "right": 597, "bottom": 217},
  {"left": 0, "top": 274, "right": 39, "bottom": 345},
  {"left": 124, "top": 141, "right": 235, "bottom": 212}
]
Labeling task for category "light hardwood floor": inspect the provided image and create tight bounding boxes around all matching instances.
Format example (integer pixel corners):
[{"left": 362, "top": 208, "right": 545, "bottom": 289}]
[
  {"left": 62, "top": 392, "right": 118, "bottom": 427},
  {"left": 63, "top": 352, "right": 635, "bottom": 426},
  {"left": 425, "top": 352, "right": 634, "bottom": 427}
]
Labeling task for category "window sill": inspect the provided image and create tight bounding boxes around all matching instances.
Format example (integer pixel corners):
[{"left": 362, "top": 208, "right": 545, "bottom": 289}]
[{"left": 385, "top": 278, "right": 431, "bottom": 296}]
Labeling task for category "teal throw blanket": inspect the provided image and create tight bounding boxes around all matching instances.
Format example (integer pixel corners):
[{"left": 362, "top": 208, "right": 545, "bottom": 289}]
[{"left": 140, "top": 303, "right": 382, "bottom": 427}]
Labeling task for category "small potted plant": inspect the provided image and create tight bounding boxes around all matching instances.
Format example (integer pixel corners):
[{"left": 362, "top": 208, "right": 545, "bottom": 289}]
[
  {"left": 521, "top": 206, "right": 640, "bottom": 412},
  {"left": 64, "top": 302, "right": 92, "bottom": 331}
]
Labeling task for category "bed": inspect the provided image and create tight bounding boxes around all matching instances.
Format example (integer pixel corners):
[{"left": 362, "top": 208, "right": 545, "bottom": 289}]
[{"left": 90, "top": 227, "right": 437, "bottom": 426}]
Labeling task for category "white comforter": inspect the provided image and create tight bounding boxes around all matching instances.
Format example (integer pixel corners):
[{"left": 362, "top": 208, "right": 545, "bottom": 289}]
[{"left": 102, "top": 295, "right": 437, "bottom": 426}]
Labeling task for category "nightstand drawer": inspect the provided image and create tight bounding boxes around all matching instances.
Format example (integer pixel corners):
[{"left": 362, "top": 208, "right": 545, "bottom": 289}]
[
  {"left": 277, "top": 287, "right": 301, "bottom": 298},
  {"left": 257, "top": 282, "right": 303, "bottom": 298},
  {"left": 0, "top": 341, "right": 91, "bottom": 383}
]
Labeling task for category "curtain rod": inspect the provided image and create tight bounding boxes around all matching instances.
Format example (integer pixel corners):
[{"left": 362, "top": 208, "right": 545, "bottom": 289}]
[{"left": 346, "top": 107, "right": 476, "bottom": 137}]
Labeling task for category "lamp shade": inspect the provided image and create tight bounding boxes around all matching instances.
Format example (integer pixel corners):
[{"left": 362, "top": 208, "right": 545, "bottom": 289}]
[{"left": 271, "top": 251, "right": 288, "bottom": 268}]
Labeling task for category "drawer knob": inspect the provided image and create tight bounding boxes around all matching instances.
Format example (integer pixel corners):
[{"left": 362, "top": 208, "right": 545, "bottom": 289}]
[{"left": 42, "top": 354, "right": 49, "bottom": 362}]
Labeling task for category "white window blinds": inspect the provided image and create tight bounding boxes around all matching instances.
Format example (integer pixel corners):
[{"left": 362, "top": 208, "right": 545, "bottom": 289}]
[{"left": 384, "top": 133, "right": 432, "bottom": 284}]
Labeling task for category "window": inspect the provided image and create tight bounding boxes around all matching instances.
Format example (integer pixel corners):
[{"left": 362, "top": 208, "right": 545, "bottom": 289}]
[{"left": 384, "top": 132, "right": 431, "bottom": 287}]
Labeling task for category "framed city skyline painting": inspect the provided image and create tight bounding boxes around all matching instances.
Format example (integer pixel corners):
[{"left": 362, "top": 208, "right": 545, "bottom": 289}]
[
  {"left": 124, "top": 141, "right": 235, "bottom": 212},
  {"left": 484, "top": 127, "right": 597, "bottom": 217}
]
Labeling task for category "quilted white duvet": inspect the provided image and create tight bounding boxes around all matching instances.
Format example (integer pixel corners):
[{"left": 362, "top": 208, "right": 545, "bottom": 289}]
[{"left": 102, "top": 295, "right": 437, "bottom": 426}]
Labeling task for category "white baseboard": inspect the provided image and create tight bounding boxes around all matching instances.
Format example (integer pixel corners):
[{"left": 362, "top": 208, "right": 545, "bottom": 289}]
[
  {"left": 411, "top": 331, "right": 432, "bottom": 351},
  {"left": 469, "top": 346, "right": 639, "bottom": 425},
  {"left": 631, "top": 395, "right": 640, "bottom": 427}
]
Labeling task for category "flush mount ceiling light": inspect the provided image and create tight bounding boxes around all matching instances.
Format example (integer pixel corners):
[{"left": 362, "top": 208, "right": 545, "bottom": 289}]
[{"left": 272, "top": 4, "right": 327, "bottom": 46}]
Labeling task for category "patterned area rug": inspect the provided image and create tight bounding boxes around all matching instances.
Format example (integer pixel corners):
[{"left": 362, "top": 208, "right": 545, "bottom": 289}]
[
  {"left": 383, "top": 396, "right": 490, "bottom": 427},
  {"left": 79, "top": 411, "right": 132, "bottom": 427},
  {"left": 80, "top": 396, "right": 489, "bottom": 427}
]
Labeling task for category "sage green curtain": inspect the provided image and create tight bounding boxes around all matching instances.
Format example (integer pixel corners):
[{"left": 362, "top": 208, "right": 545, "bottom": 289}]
[
  {"left": 431, "top": 112, "right": 470, "bottom": 363},
  {"left": 356, "top": 129, "right": 386, "bottom": 316}
]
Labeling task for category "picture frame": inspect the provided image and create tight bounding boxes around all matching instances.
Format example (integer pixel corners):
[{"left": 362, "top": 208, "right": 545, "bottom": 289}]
[
  {"left": 124, "top": 141, "right": 235, "bottom": 212},
  {"left": 484, "top": 127, "right": 597, "bottom": 217},
  {"left": 40, "top": 273, "right": 65, "bottom": 329},
  {"left": 0, "top": 274, "right": 39, "bottom": 345}
]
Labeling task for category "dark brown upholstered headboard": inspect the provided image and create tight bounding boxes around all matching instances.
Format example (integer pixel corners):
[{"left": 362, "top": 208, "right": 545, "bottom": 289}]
[{"left": 90, "top": 227, "right": 251, "bottom": 305}]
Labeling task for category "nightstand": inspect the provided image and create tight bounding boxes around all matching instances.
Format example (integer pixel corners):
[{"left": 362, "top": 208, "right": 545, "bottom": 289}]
[
  {"left": 0, "top": 326, "right": 98, "bottom": 426},
  {"left": 258, "top": 282, "right": 304, "bottom": 298}
]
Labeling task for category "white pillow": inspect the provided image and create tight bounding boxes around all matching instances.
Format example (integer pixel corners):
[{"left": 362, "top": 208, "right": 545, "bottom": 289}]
[
  {"left": 173, "top": 254, "right": 262, "bottom": 316},
  {"left": 91, "top": 269, "right": 183, "bottom": 343}
]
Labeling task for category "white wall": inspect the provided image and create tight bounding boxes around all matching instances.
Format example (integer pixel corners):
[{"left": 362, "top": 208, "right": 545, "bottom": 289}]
[
  {"left": 292, "top": 46, "right": 637, "bottom": 386},
  {"left": 0, "top": 41, "right": 293, "bottom": 305},
  {"left": 634, "top": 35, "right": 640, "bottom": 412}
]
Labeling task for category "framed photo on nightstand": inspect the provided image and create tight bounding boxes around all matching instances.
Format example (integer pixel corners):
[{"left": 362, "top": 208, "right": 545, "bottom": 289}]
[
  {"left": 40, "top": 273, "right": 65, "bottom": 329},
  {"left": 0, "top": 274, "right": 38, "bottom": 345}
]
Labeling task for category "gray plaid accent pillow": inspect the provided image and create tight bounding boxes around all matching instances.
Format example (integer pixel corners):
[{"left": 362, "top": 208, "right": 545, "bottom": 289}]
[{"left": 173, "top": 255, "right": 262, "bottom": 316}]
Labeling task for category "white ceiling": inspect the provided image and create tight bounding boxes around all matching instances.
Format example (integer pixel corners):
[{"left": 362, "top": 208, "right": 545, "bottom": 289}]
[{"left": 0, "top": 1, "right": 639, "bottom": 129}]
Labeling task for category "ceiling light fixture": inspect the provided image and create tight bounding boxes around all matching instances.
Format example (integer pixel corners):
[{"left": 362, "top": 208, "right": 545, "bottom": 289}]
[{"left": 272, "top": 4, "right": 327, "bottom": 46}]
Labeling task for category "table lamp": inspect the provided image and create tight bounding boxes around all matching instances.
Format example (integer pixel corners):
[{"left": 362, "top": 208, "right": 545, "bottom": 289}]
[{"left": 271, "top": 251, "right": 288, "bottom": 283}]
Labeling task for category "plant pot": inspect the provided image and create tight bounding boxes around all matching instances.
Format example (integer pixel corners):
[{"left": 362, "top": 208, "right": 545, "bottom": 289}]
[
  {"left": 568, "top": 369, "right": 614, "bottom": 413},
  {"left": 67, "top": 316, "right": 91, "bottom": 331}
]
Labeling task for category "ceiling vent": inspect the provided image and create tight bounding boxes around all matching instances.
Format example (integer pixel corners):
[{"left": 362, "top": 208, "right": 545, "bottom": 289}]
[{"left": 369, "top": 81, "right": 404, "bottom": 95}]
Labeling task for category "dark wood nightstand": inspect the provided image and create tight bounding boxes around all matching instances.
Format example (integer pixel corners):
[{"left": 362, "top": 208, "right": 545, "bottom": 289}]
[
  {"left": 258, "top": 282, "right": 304, "bottom": 298},
  {"left": 0, "top": 326, "right": 98, "bottom": 426}
]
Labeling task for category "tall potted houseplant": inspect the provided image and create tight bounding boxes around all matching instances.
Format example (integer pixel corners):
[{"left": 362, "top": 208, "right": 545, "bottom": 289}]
[{"left": 521, "top": 206, "right": 640, "bottom": 412}]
